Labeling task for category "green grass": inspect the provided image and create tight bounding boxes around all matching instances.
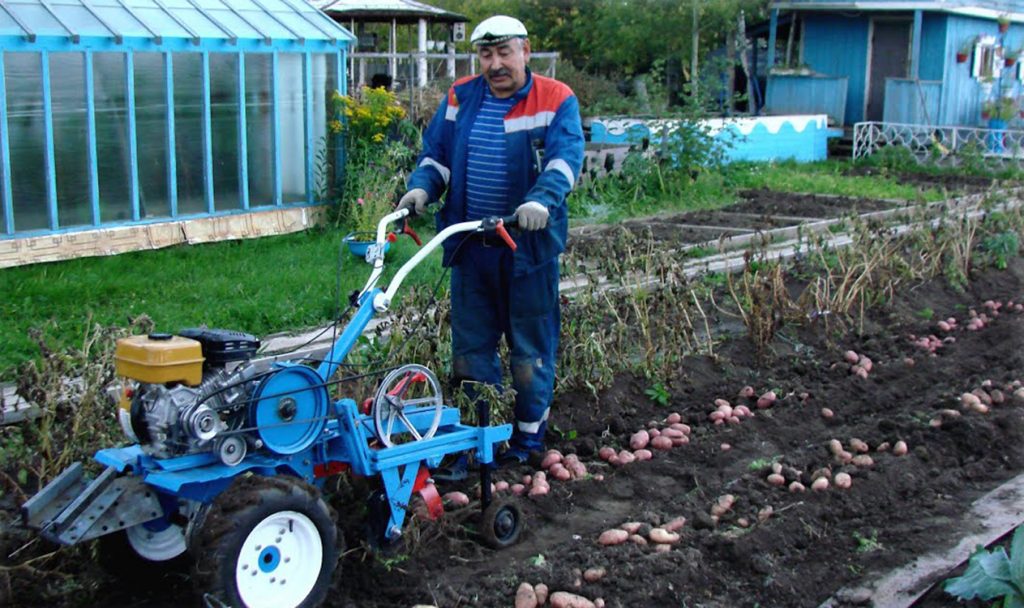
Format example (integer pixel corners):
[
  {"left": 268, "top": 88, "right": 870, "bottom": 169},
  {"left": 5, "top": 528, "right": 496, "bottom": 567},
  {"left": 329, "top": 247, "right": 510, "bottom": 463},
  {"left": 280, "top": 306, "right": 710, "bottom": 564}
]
[
  {"left": 723, "top": 160, "right": 946, "bottom": 202},
  {"left": 0, "top": 223, "right": 445, "bottom": 376}
]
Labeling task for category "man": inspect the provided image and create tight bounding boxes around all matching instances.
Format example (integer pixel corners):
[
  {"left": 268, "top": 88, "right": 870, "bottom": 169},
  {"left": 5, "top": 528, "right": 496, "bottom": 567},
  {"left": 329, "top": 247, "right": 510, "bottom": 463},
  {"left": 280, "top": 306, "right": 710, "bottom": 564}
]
[{"left": 397, "top": 15, "right": 584, "bottom": 468}]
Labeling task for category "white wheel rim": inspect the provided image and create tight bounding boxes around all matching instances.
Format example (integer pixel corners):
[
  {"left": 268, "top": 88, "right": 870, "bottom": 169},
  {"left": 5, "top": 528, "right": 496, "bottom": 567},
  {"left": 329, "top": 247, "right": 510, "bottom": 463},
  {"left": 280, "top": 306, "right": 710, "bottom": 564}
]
[
  {"left": 235, "top": 510, "right": 323, "bottom": 608},
  {"left": 125, "top": 523, "right": 187, "bottom": 561}
]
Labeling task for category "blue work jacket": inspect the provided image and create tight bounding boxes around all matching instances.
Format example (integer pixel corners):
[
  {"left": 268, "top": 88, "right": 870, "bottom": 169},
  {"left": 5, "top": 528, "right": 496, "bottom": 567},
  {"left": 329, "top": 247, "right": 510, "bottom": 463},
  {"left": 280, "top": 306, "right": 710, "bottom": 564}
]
[{"left": 407, "top": 69, "right": 585, "bottom": 275}]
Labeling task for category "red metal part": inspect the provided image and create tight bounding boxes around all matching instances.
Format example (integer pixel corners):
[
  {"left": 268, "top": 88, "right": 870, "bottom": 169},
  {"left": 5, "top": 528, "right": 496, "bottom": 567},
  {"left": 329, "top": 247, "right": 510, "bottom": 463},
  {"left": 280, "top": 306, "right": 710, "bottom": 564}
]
[
  {"left": 412, "top": 465, "right": 443, "bottom": 520},
  {"left": 360, "top": 397, "right": 373, "bottom": 415},
  {"left": 386, "top": 371, "right": 427, "bottom": 398},
  {"left": 402, "top": 220, "right": 423, "bottom": 246},
  {"left": 313, "top": 461, "right": 350, "bottom": 478},
  {"left": 495, "top": 220, "right": 517, "bottom": 251}
]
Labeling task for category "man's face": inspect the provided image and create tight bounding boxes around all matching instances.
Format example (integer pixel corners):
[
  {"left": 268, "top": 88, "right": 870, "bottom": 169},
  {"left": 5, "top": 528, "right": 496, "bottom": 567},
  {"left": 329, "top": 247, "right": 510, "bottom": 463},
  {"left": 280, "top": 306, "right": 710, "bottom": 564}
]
[{"left": 477, "top": 38, "right": 531, "bottom": 98}]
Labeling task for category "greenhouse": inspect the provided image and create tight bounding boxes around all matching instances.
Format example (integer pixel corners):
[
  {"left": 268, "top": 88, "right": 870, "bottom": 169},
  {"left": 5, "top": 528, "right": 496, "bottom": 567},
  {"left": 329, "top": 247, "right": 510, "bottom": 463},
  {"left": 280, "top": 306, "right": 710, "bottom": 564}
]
[{"left": 0, "top": 0, "right": 351, "bottom": 248}]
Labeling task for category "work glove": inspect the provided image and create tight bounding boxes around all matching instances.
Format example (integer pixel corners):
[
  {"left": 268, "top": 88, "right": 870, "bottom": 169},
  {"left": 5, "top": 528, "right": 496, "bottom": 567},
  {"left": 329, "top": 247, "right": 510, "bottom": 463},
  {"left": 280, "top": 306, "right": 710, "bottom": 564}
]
[
  {"left": 396, "top": 188, "right": 430, "bottom": 216},
  {"left": 515, "top": 201, "right": 549, "bottom": 231}
]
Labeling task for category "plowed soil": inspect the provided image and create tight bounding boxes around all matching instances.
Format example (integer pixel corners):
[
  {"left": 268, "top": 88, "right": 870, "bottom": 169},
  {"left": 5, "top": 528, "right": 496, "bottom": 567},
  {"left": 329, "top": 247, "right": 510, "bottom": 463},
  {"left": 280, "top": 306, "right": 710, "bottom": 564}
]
[{"left": 3, "top": 190, "right": 1024, "bottom": 608}]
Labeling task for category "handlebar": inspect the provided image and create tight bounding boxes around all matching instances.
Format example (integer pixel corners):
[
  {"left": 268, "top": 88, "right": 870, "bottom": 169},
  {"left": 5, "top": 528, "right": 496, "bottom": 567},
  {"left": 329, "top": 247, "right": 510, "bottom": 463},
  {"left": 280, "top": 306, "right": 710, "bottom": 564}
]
[{"left": 359, "top": 209, "right": 521, "bottom": 311}]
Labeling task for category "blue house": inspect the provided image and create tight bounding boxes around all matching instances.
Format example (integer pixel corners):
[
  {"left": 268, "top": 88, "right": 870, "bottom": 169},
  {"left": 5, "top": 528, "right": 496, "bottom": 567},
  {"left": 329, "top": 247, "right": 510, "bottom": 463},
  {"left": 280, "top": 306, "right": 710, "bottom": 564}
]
[
  {"left": 764, "top": 0, "right": 1024, "bottom": 127},
  {"left": 0, "top": 0, "right": 353, "bottom": 267}
]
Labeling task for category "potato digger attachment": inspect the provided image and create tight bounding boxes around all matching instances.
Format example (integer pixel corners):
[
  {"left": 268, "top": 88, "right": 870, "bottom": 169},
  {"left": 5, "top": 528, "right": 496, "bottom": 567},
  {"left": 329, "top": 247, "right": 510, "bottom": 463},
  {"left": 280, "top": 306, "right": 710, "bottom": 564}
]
[{"left": 20, "top": 208, "right": 526, "bottom": 608}]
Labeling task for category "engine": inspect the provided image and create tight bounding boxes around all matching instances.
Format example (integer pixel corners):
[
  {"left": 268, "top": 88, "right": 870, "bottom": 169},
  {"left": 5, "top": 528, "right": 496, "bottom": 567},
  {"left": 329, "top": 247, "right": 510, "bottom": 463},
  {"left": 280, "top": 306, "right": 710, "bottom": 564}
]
[{"left": 114, "top": 329, "right": 261, "bottom": 464}]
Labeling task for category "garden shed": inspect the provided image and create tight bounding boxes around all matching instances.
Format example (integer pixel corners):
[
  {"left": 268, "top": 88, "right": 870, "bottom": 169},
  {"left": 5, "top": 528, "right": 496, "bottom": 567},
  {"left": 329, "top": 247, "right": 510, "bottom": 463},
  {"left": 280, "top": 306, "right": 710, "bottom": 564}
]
[
  {"left": 764, "top": 0, "right": 1024, "bottom": 127},
  {"left": 0, "top": 0, "right": 353, "bottom": 268}
]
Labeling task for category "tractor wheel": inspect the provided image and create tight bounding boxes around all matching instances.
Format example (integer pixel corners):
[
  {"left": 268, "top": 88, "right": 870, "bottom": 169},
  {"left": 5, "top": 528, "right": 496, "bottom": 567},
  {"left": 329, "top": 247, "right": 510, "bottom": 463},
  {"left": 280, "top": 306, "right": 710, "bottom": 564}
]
[
  {"left": 480, "top": 498, "right": 524, "bottom": 549},
  {"left": 98, "top": 522, "right": 190, "bottom": 586},
  {"left": 191, "top": 476, "right": 339, "bottom": 608}
]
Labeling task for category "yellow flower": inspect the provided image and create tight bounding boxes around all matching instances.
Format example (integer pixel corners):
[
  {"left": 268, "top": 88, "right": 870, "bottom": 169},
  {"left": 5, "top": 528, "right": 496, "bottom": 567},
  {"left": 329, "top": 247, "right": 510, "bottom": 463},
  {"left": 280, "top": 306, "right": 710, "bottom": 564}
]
[{"left": 372, "top": 133, "right": 385, "bottom": 143}]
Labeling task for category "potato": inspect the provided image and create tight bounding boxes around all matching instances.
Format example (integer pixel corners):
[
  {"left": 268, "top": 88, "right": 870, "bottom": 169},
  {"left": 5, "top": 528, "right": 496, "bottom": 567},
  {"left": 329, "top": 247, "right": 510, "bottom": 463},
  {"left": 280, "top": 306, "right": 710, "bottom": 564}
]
[
  {"left": 727, "top": 416, "right": 742, "bottom": 425},
  {"left": 788, "top": 481, "right": 806, "bottom": 493},
  {"left": 821, "top": 407, "right": 835, "bottom": 419},
  {"left": 567, "top": 460, "right": 588, "bottom": 478},
  {"left": 758, "top": 505, "right": 774, "bottom": 522},
  {"left": 991, "top": 389, "right": 1006, "bottom": 405},
  {"left": 811, "top": 477, "right": 830, "bottom": 491},
  {"left": 717, "top": 494, "right": 736, "bottom": 509},
  {"left": 620, "top": 521, "right": 643, "bottom": 534},
  {"left": 715, "top": 398, "right": 731, "bottom": 408},
  {"left": 709, "top": 410, "right": 726, "bottom": 422},
  {"left": 629, "top": 534, "right": 647, "bottom": 545},
  {"left": 858, "top": 356, "right": 873, "bottom": 372},
  {"left": 511, "top": 484, "right": 526, "bottom": 496},
  {"left": 973, "top": 389, "right": 993, "bottom": 406},
  {"left": 737, "top": 517, "right": 750, "bottom": 528},
  {"left": 598, "top": 447, "right": 616, "bottom": 461},
  {"left": 535, "top": 584, "right": 549, "bottom": 606},
  {"left": 738, "top": 385, "right": 756, "bottom": 398},
  {"left": 717, "top": 404, "right": 734, "bottom": 418},
  {"left": 649, "top": 428, "right": 661, "bottom": 438},
  {"left": 892, "top": 440, "right": 908, "bottom": 456},
  {"left": 650, "top": 436, "right": 674, "bottom": 450},
  {"left": 849, "top": 438, "right": 869, "bottom": 453},
  {"left": 843, "top": 350, "right": 859, "bottom": 364},
  {"left": 828, "top": 439, "right": 844, "bottom": 455},
  {"left": 528, "top": 484, "right": 549, "bottom": 497},
  {"left": 534, "top": 471, "right": 547, "bottom": 483},
  {"left": 970, "top": 402, "right": 990, "bottom": 414},
  {"left": 515, "top": 582, "right": 538, "bottom": 608},
  {"left": 771, "top": 462, "right": 783, "bottom": 475},
  {"left": 669, "top": 422, "right": 692, "bottom": 434},
  {"left": 852, "top": 455, "right": 874, "bottom": 467},
  {"left": 541, "top": 450, "right": 563, "bottom": 469},
  {"left": 767, "top": 473, "right": 786, "bottom": 486},
  {"left": 616, "top": 450, "right": 636, "bottom": 466},
  {"left": 654, "top": 543, "right": 672, "bottom": 553},
  {"left": 630, "top": 429, "right": 650, "bottom": 450},
  {"left": 495, "top": 480, "right": 510, "bottom": 492},
  {"left": 854, "top": 367, "right": 869, "bottom": 380},
  {"left": 523, "top": 474, "right": 532, "bottom": 485},
  {"left": 875, "top": 441, "right": 891, "bottom": 452},
  {"left": 550, "top": 591, "right": 596, "bottom": 608},
  {"left": 443, "top": 491, "right": 470, "bottom": 507},
  {"left": 666, "top": 412, "right": 682, "bottom": 424},
  {"left": 633, "top": 449, "right": 653, "bottom": 461},
  {"left": 720, "top": 443, "right": 732, "bottom": 451},
  {"left": 837, "top": 450, "right": 853, "bottom": 464},
  {"left": 598, "top": 528, "right": 629, "bottom": 545},
  {"left": 664, "top": 516, "right": 686, "bottom": 532},
  {"left": 583, "top": 567, "right": 606, "bottom": 582},
  {"left": 937, "top": 320, "right": 951, "bottom": 332},
  {"left": 649, "top": 528, "right": 681, "bottom": 544},
  {"left": 834, "top": 472, "right": 852, "bottom": 489},
  {"left": 595, "top": 599, "right": 605, "bottom": 608},
  {"left": 550, "top": 464, "right": 572, "bottom": 481}
]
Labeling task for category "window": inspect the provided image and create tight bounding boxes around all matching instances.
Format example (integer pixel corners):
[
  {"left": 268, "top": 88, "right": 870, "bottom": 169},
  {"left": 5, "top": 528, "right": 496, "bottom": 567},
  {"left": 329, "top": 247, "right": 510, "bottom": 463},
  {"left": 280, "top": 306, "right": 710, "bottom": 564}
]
[
  {"left": 972, "top": 35, "right": 1003, "bottom": 80},
  {"left": 51, "top": 52, "right": 91, "bottom": 228},
  {"left": 134, "top": 53, "right": 171, "bottom": 219},
  {"left": 6, "top": 52, "right": 47, "bottom": 232}
]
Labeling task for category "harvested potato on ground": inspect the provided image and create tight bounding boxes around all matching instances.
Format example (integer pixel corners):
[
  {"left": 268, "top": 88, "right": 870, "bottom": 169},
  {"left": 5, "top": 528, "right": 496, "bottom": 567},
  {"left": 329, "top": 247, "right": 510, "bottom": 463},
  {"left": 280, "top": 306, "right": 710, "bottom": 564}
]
[
  {"left": 664, "top": 516, "right": 686, "bottom": 532},
  {"left": 583, "top": 567, "right": 606, "bottom": 583},
  {"left": 811, "top": 477, "right": 830, "bottom": 491},
  {"left": 443, "top": 491, "right": 470, "bottom": 507},
  {"left": 834, "top": 472, "right": 852, "bottom": 489},
  {"left": 630, "top": 429, "right": 650, "bottom": 450},
  {"left": 550, "top": 592, "right": 596, "bottom": 608},
  {"left": 598, "top": 529, "right": 629, "bottom": 546},
  {"left": 535, "top": 584, "right": 549, "bottom": 606},
  {"left": 789, "top": 481, "right": 806, "bottom": 492},
  {"left": 515, "top": 582, "right": 538, "bottom": 608},
  {"left": 541, "top": 450, "right": 563, "bottom": 469},
  {"left": 649, "top": 528, "right": 681, "bottom": 544},
  {"left": 620, "top": 521, "right": 642, "bottom": 534},
  {"left": 893, "top": 440, "right": 908, "bottom": 456}
]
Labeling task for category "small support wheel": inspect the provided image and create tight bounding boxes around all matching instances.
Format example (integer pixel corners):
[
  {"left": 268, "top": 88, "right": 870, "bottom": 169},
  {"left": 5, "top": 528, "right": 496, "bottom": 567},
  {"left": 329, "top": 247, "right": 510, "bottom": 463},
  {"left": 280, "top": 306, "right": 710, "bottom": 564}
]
[
  {"left": 480, "top": 498, "right": 524, "bottom": 549},
  {"left": 372, "top": 364, "right": 444, "bottom": 447}
]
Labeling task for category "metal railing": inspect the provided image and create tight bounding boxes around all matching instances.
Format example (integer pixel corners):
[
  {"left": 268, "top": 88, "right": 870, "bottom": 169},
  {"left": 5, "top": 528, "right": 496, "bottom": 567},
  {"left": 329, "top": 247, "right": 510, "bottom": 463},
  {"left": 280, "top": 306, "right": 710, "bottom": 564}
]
[
  {"left": 854, "top": 121, "right": 1024, "bottom": 167},
  {"left": 348, "top": 51, "right": 559, "bottom": 90}
]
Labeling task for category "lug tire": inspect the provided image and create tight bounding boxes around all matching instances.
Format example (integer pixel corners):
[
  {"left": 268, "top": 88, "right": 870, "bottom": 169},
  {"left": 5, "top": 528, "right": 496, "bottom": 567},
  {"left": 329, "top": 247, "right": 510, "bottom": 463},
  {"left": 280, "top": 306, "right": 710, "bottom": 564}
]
[
  {"left": 191, "top": 475, "right": 339, "bottom": 608},
  {"left": 480, "top": 498, "right": 524, "bottom": 549}
]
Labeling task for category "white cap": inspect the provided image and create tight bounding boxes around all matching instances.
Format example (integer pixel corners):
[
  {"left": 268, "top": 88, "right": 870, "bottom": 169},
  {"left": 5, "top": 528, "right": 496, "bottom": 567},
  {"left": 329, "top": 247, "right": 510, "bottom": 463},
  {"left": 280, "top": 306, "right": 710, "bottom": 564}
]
[{"left": 470, "top": 15, "right": 528, "bottom": 46}]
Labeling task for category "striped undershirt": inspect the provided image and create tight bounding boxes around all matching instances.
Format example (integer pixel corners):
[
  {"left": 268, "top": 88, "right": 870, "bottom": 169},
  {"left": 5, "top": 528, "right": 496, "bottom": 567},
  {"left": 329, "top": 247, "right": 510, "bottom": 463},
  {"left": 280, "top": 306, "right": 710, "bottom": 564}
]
[{"left": 466, "top": 89, "right": 517, "bottom": 220}]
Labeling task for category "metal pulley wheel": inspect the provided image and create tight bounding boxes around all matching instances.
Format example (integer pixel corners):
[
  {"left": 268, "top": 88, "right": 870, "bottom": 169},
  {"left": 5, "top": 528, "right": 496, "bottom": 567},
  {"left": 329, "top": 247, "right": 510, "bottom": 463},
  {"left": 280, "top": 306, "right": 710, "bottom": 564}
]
[{"left": 371, "top": 364, "right": 444, "bottom": 447}]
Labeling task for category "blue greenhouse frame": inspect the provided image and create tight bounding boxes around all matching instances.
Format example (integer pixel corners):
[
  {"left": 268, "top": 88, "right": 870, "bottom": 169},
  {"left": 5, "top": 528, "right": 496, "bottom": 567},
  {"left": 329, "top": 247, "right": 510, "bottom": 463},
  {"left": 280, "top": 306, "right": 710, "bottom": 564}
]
[{"left": 0, "top": 0, "right": 353, "bottom": 238}]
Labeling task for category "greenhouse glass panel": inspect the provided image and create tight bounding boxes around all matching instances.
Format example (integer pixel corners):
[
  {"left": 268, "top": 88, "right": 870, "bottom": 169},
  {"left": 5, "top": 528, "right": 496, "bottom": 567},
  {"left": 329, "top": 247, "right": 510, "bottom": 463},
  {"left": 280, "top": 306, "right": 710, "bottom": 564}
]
[
  {"left": 50, "top": 52, "right": 91, "bottom": 228},
  {"left": 274, "top": 11, "right": 325, "bottom": 40},
  {"left": 207, "top": 9, "right": 261, "bottom": 39},
  {"left": 244, "top": 53, "right": 273, "bottom": 207},
  {"left": 174, "top": 52, "right": 205, "bottom": 215},
  {"left": 0, "top": 10, "right": 21, "bottom": 36},
  {"left": 57, "top": 7, "right": 112, "bottom": 37},
  {"left": 134, "top": 53, "right": 170, "bottom": 219},
  {"left": 238, "top": 10, "right": 291, "bottom": 39},
  {"left": 210, "top": 53, "right": 239, "bottom": 211},
  {"left": 311, "top": 53, "right": 334, "bottom": 198},
  {"left": 87, "top": 6, "right": 148, "bottom": 38},
  {"left": 93, "top": 52, "right": 133, "bottom": 223},
  {"left": 6, "top": 52, "right": 47, "bottom": 232},
  {"left": 278, "top": 52, "right": 306, "bottom": 203},
  {"left": 133, "top": 8, "right": 191, "bottom": 39},
  {"left": 6, "top": 4, "right": 68, "bottom": 36},
  {"left": 168, "top": 7, "right": 230, "bottom": 38}
]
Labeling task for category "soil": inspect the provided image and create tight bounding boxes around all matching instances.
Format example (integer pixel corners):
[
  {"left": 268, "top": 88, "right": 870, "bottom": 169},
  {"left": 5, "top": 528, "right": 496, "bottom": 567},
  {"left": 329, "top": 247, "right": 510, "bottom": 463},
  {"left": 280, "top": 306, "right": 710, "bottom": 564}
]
[
  {"left": 842, "top": 167, "right": 1007, "bottom": 194},
  {"left": 4, "top": 189, "right": 1024, "bottom": 608}
]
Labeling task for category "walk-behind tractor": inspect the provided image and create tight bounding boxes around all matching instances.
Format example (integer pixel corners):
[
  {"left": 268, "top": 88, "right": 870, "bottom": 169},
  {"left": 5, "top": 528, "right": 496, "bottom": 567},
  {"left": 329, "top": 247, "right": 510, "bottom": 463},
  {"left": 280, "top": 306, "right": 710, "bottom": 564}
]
[{"left": 20, "top": 209, "right": 526, "bottom": 608}]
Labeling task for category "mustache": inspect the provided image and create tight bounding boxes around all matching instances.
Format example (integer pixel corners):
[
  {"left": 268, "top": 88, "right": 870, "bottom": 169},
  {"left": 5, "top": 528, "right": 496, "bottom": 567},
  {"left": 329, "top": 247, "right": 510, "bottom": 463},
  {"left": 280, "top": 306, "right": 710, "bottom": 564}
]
[{"left": 487, "top": 68, "right": 511, "bottom": 78}]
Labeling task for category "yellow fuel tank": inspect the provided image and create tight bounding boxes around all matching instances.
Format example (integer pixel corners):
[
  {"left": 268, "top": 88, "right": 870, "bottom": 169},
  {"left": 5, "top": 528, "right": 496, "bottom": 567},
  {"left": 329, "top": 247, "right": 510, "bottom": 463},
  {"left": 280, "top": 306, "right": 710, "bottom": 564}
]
[{"left": 115, "top": 334, "right": 204, "bottom": 386}]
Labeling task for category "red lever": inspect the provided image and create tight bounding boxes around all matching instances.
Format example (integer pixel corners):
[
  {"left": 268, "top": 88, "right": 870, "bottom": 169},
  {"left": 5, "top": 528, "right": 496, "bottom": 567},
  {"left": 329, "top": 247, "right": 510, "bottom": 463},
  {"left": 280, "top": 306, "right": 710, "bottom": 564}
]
[
  {"left": 402, "top": 220, "right": 423, "bottom": 246},
  {"left": 495, "top": 220, "right": 517, "bottom": 251}
]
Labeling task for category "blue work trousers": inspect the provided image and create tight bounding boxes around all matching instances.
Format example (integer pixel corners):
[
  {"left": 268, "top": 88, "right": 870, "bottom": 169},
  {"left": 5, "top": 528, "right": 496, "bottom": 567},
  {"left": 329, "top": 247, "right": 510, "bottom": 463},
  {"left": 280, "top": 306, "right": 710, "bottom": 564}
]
[{"left": 450, "top": 240, "right": 560, "bottom": 452}]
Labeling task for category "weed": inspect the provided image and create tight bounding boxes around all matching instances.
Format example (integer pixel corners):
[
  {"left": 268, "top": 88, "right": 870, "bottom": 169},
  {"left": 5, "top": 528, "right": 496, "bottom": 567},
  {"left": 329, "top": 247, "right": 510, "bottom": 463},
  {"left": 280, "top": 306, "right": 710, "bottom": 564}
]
[
  {"left": 645, "top": 382, "right": 671, "bottom": 406},
  {"left": 853, "top": 530, "right": 883, "bottom": 553},
  {"left": 980, "top": 230, "right": 1020, "bottom": 270},
  {"left": 747, "top": 456, "right": 781, "bottom": 471},
  {"left": 915, "top": 307, "right": 935, "bottom": 320}
]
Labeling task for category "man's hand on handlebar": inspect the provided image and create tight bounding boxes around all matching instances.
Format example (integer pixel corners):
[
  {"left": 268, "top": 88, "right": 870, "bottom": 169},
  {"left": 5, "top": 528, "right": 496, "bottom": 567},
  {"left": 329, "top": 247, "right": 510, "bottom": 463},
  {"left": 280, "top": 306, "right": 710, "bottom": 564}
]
[
  {"left": 515, "top": 201, "right": 549, "bottom": 231},
  {"left": 396, "top": 188, "right": 430, "bottom": 217}
]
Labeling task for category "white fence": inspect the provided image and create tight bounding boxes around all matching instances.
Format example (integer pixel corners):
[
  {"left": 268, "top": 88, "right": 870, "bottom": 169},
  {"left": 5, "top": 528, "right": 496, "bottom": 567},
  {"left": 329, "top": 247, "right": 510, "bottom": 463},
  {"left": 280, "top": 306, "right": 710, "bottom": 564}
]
[
  {"left": 349, "top": 51, "right": 559, "bottom": 91},
  {"left": 854, "top": 121, "right": 1024, "bottom": 167}
]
